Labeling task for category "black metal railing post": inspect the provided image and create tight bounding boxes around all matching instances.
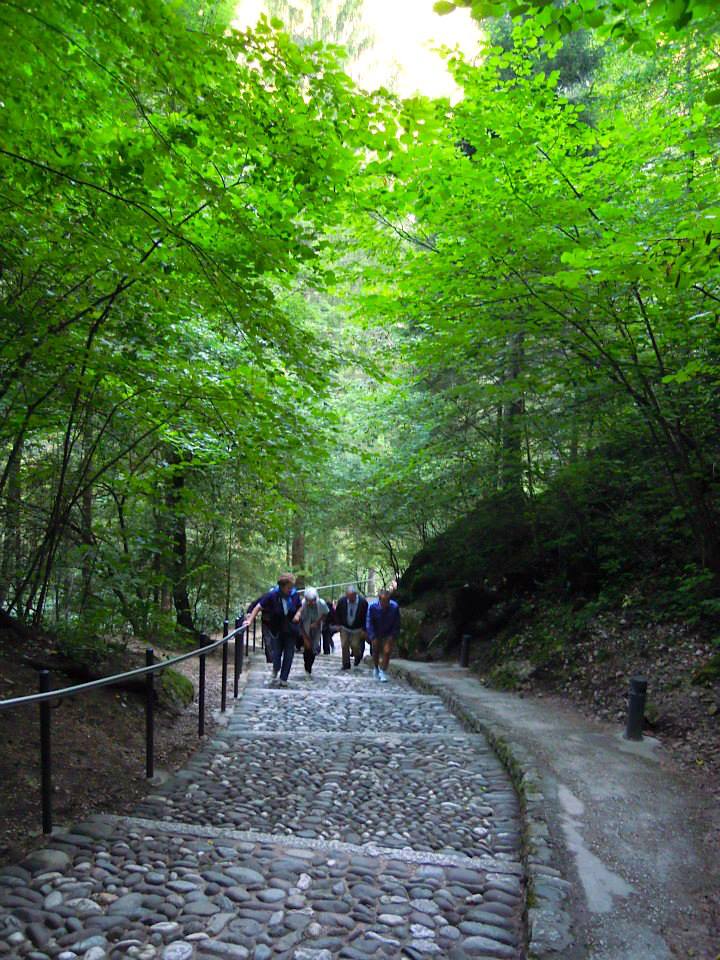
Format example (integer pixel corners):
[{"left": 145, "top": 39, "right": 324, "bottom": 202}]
[
  {"left": 145, "top": 648, "right": 155, "bottom": 779},
  {"left": 248, "top": 621, "right": 252, "bottom": 655},
  {"left": 198, "top": 635, "right": 207, "bottom": 738},
  {"left": 39, "top": 669, "right": 52, "bottom": 834},
  {"left": 234, "top": 616, "right": 242, "bottom": 697},
  {"left": 252, "top": 618, "right": 256, "bottom": 652},
  {"left": 221, "top": 620, "right": 229, "bottom": 713},
  {"left": 625, "top": 675, "right": 647, "bottom": 741},
  {"left": 1, "top": 627, "right": 245, "bottom": 836}
]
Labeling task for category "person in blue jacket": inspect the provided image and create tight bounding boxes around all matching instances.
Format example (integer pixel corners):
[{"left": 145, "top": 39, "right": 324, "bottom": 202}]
[
  {"left": 244, "top": 573, "right": 301, "bottom": 687},
  {"left": 366, "top": 588, "right": 401, "bottom": 683}
]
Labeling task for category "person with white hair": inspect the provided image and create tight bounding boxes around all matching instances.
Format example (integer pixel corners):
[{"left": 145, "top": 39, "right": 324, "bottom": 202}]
[{"left": 293, "top": 586, "right": 329, "bottom": 680}]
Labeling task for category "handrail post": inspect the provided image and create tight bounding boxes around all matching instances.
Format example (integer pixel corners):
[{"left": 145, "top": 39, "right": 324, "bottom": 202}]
[
  {"left": 234, "top": 615, "right": 242, "bottom": 697},
  {"left": 221, "top": 620, "right": 229, "bottom": 713},
  {"left": 39, "top": 669, "right": 52, "bottom": 834},
  {"left": 198, "top": 634, "right": 207, "bottom": 738},
  {"left": 145, "top": 648, "right": 155, "bottom": 779},
  {"left": 625, "top": 675, "right": 647, "bottom": 741},
  {"left": 252, "top": 618, "right": 256, "bottom": 652},
  {"left": 248, "top": 621, "right": 252, "bottom": 655}
]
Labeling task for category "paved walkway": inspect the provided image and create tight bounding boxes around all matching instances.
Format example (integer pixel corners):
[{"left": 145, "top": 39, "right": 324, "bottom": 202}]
[
  {"left": 392, "top": 660, "right": 720, "bottom": 960},
  {"left": 0, "top": 652, "right": 527, "bottom": 959}
]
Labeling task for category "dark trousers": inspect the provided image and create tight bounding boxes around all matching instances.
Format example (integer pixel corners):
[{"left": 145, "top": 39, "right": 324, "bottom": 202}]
[
  {"left": 272, "top": 632, "right": 295, "bottom": 681},
  {"left": 303, "top": 645, "right": 316, "bottom": 674},
  {"left": 303, "top": 627, "right": 321, "bottom": 674},
  {"left": 322, "top": 621, "right": 334, "bottom": 654}
]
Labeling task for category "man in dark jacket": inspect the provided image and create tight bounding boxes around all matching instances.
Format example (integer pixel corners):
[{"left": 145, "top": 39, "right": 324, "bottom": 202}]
[
  {"left": 244, "top": 573, "right": 301, "bottom": 687},
  {"left": 335, "top": 584, "right": 369, "bottom": 670}
]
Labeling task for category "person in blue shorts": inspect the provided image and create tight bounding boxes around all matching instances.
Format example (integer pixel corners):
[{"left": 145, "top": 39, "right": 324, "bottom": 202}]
[{"left": 366, "top": 589, "right": 401, "bottom": 683}]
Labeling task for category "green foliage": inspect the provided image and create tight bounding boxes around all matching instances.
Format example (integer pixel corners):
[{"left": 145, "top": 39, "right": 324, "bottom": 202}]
[
  {"left": 158, "top": 668, "right": 195, "bottom": 711},
  {"left": 54, "top": 622, "right": 126, "bottom": 669},
  {"left": 488, "top": 663, "right": 522, "bottom": 691},
  {"left": 1, "top": 0, "right": 719, "bottom": 663},
  {"left": 691, "top": 653, "right": 720, "bottom": 686},
  {"left": 0, "top": 0, "right": 395, "bottom": 646},
  {"left": 398, "top": 607, "right": 425, "bottom": 658}
]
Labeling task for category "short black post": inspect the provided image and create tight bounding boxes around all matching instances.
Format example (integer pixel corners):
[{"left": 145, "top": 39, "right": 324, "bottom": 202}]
[
  {"left": 39, "top": 669, "right": 52, "bottom": 835},
  {"left": 248, "top": 621, "right": 252, "bottom": 655},
  {"left": 459, "top": 634, "right": 470, "bottom": 668},
  {"left": 145, "top": 648, "right": 155, "bottom": 779},
  {"left": 221, "top": 620, "right": 229, "bottom": 713},
  {"left": 234, "top": 616, "right": 242, "bottom": 697},
  {"left": 625, "top": 675, "right": 647, "bottom": 741},
  {"left": 252, "top": 618, "right": 256, "bottom": 652},
  {"left": 198, "top": 634, "right": 207, "bottom": 738}
]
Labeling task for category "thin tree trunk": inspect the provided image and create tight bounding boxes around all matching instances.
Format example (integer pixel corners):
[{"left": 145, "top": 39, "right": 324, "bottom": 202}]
[
  {"left": 80, "top": 414, "right": 94, "bottom": 607},
  {"left": 500, "top": 331, "right": 525, "bottom": 497},
  {"left": 166, "top": 448, "right": 195, "bottom": 633},
  {"left": 0, "top": 438, "right": 23, "bottom": 609}
]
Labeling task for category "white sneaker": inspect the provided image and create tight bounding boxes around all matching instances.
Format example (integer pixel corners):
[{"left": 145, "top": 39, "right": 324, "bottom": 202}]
[
  {"left": 378, "top": 669, "right": 388, "bottom": 683},
  {"left": 373, "top": 666, "right": 380, "bottom": 679},
  {"left": 304, "top": 672, "right": 313, "bottom": 681},
  {"left": 278, "top": 680, "right": 288, "bottom": 688},
  {"left": 271, "top": 670, "right": 279, "bottom": 684}
]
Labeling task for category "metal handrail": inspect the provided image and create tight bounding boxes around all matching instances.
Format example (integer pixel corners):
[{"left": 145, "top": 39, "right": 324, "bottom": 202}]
[
  {"left": 0, "top": 615, "right": 251, "bottom": 834},
  {"left": 0, "top": 625, "right": 244, "bottom": 712}
]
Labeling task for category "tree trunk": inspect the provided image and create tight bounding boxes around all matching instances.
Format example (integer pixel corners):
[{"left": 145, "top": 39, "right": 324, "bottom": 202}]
[
  {"left": 80, "top": 415, "right": 93, "bottom": 607},
  {"left": 500, "top": 331, "right": 526, "bottom": 497},
  {"left": 291, "top": 518, "right": 305, "bottom": 570},
  {"left": 166, "top": 448, "right": 195, "bottom": 634},
  {"left": 0, "top": 438, "right": 23, "bottom": 609}
]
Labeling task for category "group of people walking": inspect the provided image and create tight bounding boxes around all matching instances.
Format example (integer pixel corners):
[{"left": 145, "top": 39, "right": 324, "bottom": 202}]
[{"left": 243, "top": 574, "right": 401, "bottom": 687}]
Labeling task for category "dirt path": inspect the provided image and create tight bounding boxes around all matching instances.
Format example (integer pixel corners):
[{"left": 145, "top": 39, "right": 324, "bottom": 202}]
[{"left": 393, "top": 660, "right": 720, "bottom": 960}]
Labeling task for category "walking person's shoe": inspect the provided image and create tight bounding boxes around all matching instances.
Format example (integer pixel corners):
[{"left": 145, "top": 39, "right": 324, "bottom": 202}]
[
  {"left": 304, "top": 671, "right": 313, "bottom": 681},
  {"left": 378, "top": 668, "right": 389, "bottom": 683},
  {"left": 373, "top": 666, "right": 380, "bottom": 680},
  {"left": 278, "top": 679, "right": 288, "bottom": 688},
  {"left": 270, "top": 670, "right": 279, "bottom": 684}
]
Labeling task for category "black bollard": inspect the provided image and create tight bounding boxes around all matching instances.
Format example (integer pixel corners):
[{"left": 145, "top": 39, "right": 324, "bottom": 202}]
[
  {"left": 459, "top": 634, "right": 470, "bottom": 668},
  {"left": 625, "top": 675, "right": 647, "bottom": 741}
]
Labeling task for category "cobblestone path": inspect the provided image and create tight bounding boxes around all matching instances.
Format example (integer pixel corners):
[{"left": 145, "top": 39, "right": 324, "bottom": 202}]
[{"left": 0, "top": 653, "right": 527, "bottom": 960}]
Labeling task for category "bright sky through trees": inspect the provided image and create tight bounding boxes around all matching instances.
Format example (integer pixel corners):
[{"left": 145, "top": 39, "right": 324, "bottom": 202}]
[{"left": 232, "top": 0, "right": 480, "bottom": 97}]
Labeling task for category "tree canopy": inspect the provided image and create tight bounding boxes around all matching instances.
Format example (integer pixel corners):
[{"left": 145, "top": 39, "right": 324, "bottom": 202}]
[{"left": 1, "top": 0, "right": 719, "bottom": 649}]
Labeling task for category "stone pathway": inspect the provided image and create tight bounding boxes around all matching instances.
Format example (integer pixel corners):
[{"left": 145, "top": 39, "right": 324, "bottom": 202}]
[{"left": 0, "top": 653, "right": 527, "bottom": 959}]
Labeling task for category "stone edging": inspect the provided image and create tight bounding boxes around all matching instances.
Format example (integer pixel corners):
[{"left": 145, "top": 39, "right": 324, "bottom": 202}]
[{"left": 389, "top": 661, "right": 573, "bottom": 960}]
